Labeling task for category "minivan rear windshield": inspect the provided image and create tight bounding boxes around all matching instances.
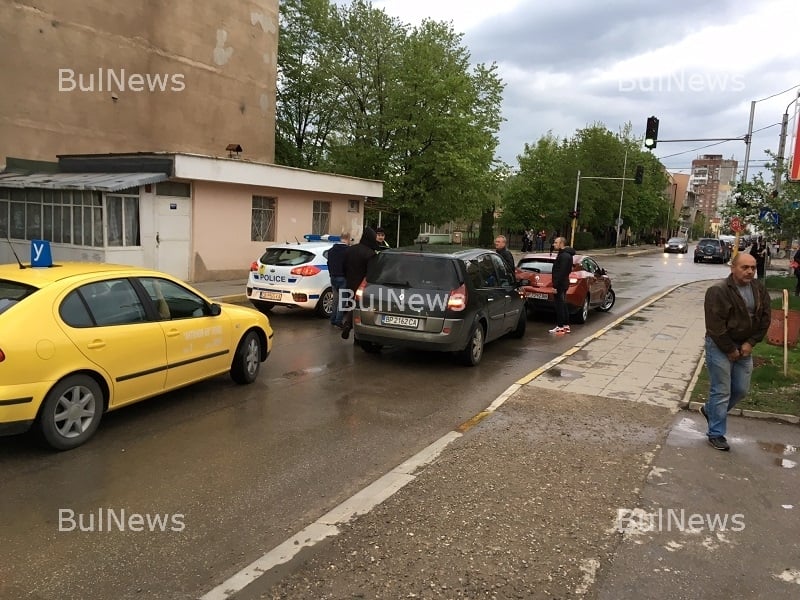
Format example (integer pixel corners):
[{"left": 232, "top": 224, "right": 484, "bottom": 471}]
[
  {"left": 0, "top": 279, "right": 37, "bottom": 315},
  {"left": 367, "top": 255, "right": 460, "bottom": 290}
]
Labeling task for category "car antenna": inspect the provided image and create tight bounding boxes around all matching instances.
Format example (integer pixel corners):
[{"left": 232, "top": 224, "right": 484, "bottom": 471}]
[
  {"left": 295, "top": 236, "right": 301, "bottom": 245},
  {"left": 6, "top": 236, "right": 26, "bottom": 269}
]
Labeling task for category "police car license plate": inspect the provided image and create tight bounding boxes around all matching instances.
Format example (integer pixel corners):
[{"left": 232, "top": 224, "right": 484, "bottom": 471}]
[
  {"left": 527, "top": 292, "right": 548, "bottom": 300},
  {"left": 381, "top": 315, "right": 419, "bottom": 328},
  {"left": 259, "top": 291, "right": 282, "bottom": 301}
]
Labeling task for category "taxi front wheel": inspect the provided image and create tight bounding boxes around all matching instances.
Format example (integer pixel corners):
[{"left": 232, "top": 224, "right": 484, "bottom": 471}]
[
  {"left": 231, "top": 330, "right": 262, "bottom": 384},
  {"left": 39, "top": 375, "right": 104, "bottom": 451}
]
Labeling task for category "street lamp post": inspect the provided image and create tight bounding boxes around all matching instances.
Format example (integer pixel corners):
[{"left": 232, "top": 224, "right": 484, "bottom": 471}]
[{"left": 615, "top": 149, "right": 628, "bottom": 252}]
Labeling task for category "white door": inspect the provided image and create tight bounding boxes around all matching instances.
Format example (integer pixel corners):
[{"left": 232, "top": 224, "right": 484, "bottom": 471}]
[{"left": 155, "top": 196, "right": 191, "bottom": 280}]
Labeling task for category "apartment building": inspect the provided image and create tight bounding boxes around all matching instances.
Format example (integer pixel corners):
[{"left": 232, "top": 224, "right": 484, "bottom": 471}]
[{"left": 689, "top": 154, "right": 738, "bottom": 222}]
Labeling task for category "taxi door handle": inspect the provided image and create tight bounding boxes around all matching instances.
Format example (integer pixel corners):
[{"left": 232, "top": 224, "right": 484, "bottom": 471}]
[
  {"left": 164, "top": 329, "right": 181, "bottom": 337},
  {"left": 87, "top": 340, "right": 106, "bottom": 349}
]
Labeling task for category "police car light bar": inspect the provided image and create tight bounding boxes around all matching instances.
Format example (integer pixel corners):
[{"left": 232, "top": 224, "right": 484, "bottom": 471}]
[{"left": 303, "top": 234, "right": 341, "bottom": 242}]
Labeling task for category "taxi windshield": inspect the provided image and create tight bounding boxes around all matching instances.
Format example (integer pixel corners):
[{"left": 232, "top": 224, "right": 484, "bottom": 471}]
[{"left": 0, "top": 279, "right": 38, "bottom": 315}]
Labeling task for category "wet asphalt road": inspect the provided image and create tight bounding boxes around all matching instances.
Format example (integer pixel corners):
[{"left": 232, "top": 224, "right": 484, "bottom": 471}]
[{"left": 0, "top": 247, "right": 725, "bottom": 599}]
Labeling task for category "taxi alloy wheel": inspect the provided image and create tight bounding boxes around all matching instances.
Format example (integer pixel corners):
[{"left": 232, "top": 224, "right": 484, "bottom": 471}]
[
  {"left": 231, "top": 330, "right": 262, "bottom": 384},
  {"left": 39, "top": 375, "right": 104, "bottom": 451}
]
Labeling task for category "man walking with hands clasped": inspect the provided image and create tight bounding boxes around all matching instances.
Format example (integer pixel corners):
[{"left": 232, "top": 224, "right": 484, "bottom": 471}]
[{"left": 702, "top": 252, "right": 771, "bottom": 451}]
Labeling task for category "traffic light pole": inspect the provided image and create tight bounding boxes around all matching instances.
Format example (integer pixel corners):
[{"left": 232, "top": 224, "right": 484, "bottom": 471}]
[
  {"left": 616, "top": 149, "right": 628, "bottom": 254},
  {"left": 571, "top": 167, "right": 637, "bottom": 251},
  {"left": 571, "top": 170, "right": 580, "bottom": 247}
]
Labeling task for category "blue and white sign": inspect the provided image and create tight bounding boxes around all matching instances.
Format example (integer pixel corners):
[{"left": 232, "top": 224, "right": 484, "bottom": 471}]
[
  {"left": 31, "top": 239, "right": 53, "bottom": 267},
  {"left": 758, "top": 208, "right": 781, "bottom": 226}
]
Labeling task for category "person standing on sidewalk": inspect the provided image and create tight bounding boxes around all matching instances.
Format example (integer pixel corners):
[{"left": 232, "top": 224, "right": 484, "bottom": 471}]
[
  {"left": 702, "top": 252, "right": 771, "bottom": 451},
  {"left": 326, "top": 232, "right": 350, "bottom": 328},
  {"left": 340, "top": 227, "right": 380, "bottom": 340},
  {"left": 550, "top": 236, "right": 575, "bottom": 334},
  {"left": 749, "top": 236, "right": 769, "bottom": 279},
  {"left": 792, "top": 246, "right": 800, "bottom": 296}
]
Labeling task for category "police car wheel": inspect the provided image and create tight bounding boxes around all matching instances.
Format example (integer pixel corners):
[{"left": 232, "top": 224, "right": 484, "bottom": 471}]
[{"left": 316, "top": 288, "right": 334, "bottom": 318}]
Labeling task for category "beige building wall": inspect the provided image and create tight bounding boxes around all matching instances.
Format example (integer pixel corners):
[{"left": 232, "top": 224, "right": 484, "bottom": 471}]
[
  {"left": 0, "top": 0, "right": 277, "bottom": 167},
  {"left": 191, "top": 182, "right": 365, "bottom": 281}
]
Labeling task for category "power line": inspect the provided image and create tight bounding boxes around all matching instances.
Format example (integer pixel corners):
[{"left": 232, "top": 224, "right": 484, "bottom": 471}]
[
  {"left": 655, "top": 121, "right": 782, "bottom": 160},
  {"left": 756, "top": 83, "right": 800, "bottom": 103}
]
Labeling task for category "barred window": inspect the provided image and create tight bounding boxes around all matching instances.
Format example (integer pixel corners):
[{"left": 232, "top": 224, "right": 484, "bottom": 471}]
[
  {"left": 312, "top": 200, "right": 330, "bottom": 235},
  {"left": 252, "top": 196, "right": 276, "bottom": 242}
]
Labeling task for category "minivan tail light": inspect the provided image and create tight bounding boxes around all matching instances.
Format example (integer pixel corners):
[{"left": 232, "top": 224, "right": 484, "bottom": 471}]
[
  {"left": 447, "top": 283, "right": 467, "bottom": 311},
  {"left": 290, "top": 265, "right": 321, "bottom": 277},
  {"left": 355, "top": 279, "right": 367, "bottom": 302}
]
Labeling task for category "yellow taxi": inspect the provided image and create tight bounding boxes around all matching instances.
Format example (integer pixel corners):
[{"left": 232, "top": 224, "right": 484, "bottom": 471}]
[{"left": 0, "top": 261, "right": 273, "bottom": 450}]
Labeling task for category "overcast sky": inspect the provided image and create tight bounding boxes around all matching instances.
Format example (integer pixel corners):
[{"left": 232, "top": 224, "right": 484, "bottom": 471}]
[{"left": 341, "top": 0, "right": 800, "bottom": 180}]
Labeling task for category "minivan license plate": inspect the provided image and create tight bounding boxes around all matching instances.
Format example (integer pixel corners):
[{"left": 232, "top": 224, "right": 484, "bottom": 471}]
[
  {"left": 527, "top": 292, "right": 548, "bottom": 300},
  {"left": 381, "top": 315, "right": 418, "bottom": 328}
]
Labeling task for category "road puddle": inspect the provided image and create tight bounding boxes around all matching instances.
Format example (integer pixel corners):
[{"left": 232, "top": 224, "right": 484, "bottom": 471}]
[{"left": 758, "top": 442, "right": 797, "bottom": 468}]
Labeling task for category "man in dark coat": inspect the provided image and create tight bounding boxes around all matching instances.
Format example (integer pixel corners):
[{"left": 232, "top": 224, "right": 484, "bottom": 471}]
[
  {"left": 550, "top": 236, "right": 576, "bottom": 334},
  {"left": 494, "top": 235, "right": 515, "bottom": 272},
  {"left": 341, "top": 227, "right": 380, "bottom": 339},
  {"left": 326, "top": 232, "right": 350, "bottom": 328}
]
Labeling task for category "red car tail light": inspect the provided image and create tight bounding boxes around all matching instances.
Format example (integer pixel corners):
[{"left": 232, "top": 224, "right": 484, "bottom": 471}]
[
  {"left": 569, "top": 277, "right": 578, "bottom": 284},
  {"left": 447, "top": 283, "right": 467, "bottom": 311},
  {"left": 290, "top": 265, "right": 321, "bottom": 277},
  {"left": 250, "top": 261, "right": 259, "bottom": 272}
]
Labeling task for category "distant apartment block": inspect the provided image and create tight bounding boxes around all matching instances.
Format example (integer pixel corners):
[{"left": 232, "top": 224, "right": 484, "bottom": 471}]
[{"left": 689, "top": 154, "right": 738, "bottom": 222}]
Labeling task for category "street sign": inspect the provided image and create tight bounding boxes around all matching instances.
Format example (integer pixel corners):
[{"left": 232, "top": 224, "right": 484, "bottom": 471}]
[
  {"left": 615, "top": 218, "right": 623, "bottom": 226},
  {"left": 730, "top": 216, "right": 744, "bottom": 233},
  {"left": 759, "top": 208, "right": 781, "bottom": 225}
]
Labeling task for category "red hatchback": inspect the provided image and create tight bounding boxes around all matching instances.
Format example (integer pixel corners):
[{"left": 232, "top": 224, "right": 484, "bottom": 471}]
[{"left": 515, "top": 253, "right": 615, "bottom": 323}]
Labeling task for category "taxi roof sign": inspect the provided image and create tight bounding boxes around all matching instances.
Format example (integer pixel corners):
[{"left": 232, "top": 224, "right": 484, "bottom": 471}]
[{"left": 31, "top": 240, "right": 53, "bottom": 268}]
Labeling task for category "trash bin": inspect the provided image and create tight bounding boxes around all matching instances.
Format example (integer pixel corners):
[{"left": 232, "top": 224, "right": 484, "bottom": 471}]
[{"left": 452, "top": 231, "right": 462, "bottom": 244}]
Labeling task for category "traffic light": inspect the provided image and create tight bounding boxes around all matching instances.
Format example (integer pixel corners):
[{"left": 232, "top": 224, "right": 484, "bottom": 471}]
[
  {"left": 634, "top": 165, "right": 644, "bottom": 185},
  {"left": 644, "top": 116, "right": 659, "bottom": 149}
]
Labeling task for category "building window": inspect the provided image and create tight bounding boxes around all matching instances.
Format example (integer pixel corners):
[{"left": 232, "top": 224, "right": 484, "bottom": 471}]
[
  {"left": 0, "top": 187, "right": 104, "bottom": 247},
  {"left": 312, "top": 200, "right": 330, "bottom": 235},
  {"left": 348, "top": 199, "right": 360, "bottom": 213},
  {"left": 156, "top": 181, "right": 191, "bottom": 197},
  {"left": 106, "top": 194, "right": 141, "bottom": 247},
  {"left": 252, "top": 195, "right": 276, "bottom": 242}
]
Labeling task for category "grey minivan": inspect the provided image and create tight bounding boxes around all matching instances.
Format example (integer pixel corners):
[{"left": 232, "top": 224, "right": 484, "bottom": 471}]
[{"left": 352, "top": 249, "right": 528, "bottom": 365}]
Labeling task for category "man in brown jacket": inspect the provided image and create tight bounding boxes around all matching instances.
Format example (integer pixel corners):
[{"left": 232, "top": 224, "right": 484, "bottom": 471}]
[{"left": 702, "top": 252, "right": 771, "bottom": 451}]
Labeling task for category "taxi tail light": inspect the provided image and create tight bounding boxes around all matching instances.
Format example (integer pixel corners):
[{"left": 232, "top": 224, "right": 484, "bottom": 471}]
[
  {"left": 447, "top": 283, "right": 467, "bottom": 311},
  {"left": 290, "top": 265, "right": 321, "bottom": 277},
  {"left": 355, "top": 279, "right": 367, "bottom": 302},
  {"left": 0, "top": 348, "right": 4, "bottom": 362},
  {"left": 250, "top": 261, "right": 259, "bottom": 272}
]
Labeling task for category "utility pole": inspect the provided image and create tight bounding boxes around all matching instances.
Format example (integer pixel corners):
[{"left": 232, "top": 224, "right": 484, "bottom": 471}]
[
  {"left": 570, "top": 170, "right": 580, "bottom": 247},
  {"left": 742, "top": 100, "right": 756, "bottom": 184},
  {"left": 775, "top": 92, "right": 800, "bottom": 193},
  {"left": 615, "top": 149, "right": 628, "bottom": 253}
]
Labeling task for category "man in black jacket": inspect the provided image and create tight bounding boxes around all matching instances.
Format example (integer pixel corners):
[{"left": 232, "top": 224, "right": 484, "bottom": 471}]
[
  {"left": 326, "top": 233, "right": 350, "bottom": 328},
  {"left": 494, "top": 235, "right": 515, "bottom": 272},
  {"left": 550, "top": 237, "right": 575, "bottom": 334},
  {"left": 341, "top": 227, "right": 380, "bottom": 339},
  {"left": 702, "top": 252, "right": 771, "bottom": 451}
]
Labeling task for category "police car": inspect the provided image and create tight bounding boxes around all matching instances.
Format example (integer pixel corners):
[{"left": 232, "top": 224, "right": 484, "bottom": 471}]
[{"left": 246, "top": 234, "right": 342, "bottom": 317}]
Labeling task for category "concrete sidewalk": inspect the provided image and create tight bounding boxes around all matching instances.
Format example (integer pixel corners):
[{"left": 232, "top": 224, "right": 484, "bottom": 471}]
[{"left": 200, "top": 280, "right": 800, "bottom": 599}]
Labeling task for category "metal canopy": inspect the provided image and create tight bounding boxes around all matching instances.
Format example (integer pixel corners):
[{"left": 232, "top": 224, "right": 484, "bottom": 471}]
[{"left": 0, "top": 171, "right": 169, "bottom": 192}]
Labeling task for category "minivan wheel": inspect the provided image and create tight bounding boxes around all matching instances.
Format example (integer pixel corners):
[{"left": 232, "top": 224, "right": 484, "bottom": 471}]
[
  {"left": 316, "top": 288, "right": 334, "bottom": 318},
  {"left": 510, "top": 308, "right": 526, "bottom": 338},
  {"left": 458, "top": 322, "right": 485, "bottom": 366}
]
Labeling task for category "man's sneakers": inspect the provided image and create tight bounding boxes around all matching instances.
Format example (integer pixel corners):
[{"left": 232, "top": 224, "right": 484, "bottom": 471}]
[
  {"left": 548, "top": 325, "right": 571, "bottom": 334},
  {"left": 708, "top": 436, "right": 730, "bottom": 451},
  {"left": 341, "top": 324, "right": 352, "bottom": 340}
]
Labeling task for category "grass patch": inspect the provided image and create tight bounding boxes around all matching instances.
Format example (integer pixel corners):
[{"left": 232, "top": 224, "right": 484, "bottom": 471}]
[{"left": 690, "top": 340, "right": 800, "bottom": 416}]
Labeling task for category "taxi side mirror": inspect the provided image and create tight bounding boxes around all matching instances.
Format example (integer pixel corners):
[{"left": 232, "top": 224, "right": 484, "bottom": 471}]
[{"left": 209, "top": 303, "right": 222, "bottom": 316}]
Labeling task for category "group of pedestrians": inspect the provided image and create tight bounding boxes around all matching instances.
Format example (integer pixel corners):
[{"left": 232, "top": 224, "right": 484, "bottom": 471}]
[{"left": 327, "top": 227, "right": 390, "bottom": 339}]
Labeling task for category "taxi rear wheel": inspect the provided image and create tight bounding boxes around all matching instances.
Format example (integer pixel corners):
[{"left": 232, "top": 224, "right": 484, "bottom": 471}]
[
  {"left": 231, "top": 331, "right": 262, "bottom": 384},
  {"left": 38, "top": 375, "right": 104, "bottom": 451}
]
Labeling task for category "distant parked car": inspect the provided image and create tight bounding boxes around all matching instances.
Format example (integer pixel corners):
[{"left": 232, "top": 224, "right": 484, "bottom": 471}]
[
  {"left": 694, "top": 238, "right": 730, "bottom": 264},
  {"left": 515, "top": 253, "right": 615, "bottom": 324},
  {"left": 663, "top": 237, "right": 689, "bottom": 254}
]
